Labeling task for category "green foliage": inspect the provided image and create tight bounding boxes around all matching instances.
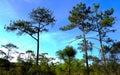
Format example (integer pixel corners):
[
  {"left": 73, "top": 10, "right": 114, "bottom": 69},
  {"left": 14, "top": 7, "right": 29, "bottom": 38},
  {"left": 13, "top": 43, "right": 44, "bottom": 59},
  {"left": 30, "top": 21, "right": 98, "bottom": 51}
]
[
  {"left": 56, "top": 46, "right": 76, "bottom": 61},
  {"left": 60, "top": 2, "right": 92, "bottom": 33},
  {"left": 99, "top": 8, "right": 114, "bottom": 27},
  {"left": 56, "top": 46, "right": 76, "bottom": 75},
  {"left": 30, "top": 7, "right": 55, "bottom": 26},
  {"left": 60, "top": 2, "right": 94, "bottom": 75},
  {"left": 5, "top": 20, "right": 36, "bottom": 36},
  {"left": 5, "top": 7, "right": 55, "bottom": 35}
]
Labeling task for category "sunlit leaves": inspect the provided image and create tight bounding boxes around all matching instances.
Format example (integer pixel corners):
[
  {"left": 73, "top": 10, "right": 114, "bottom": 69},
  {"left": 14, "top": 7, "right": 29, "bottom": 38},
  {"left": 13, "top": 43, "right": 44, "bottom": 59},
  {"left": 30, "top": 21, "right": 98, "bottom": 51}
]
[
  {"left": 56, "top": 46, "right": 76, "bottom": 61},
  {"left": 60, "top": 2, "right": 93, "bottom": 33},
  {"left": 101, "top": 17, "right": 114, "bottom": 26}
]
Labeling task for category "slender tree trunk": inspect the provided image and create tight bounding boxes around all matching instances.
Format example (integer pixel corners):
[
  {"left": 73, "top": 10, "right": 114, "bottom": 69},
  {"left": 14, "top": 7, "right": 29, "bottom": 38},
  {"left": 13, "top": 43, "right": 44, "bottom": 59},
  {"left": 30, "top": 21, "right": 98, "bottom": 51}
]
[
  {"left": 68, "top": 57, "right": 70, "bottom": 75},
  {"left": 36, "top": 23, "right": 40, "bottom": 66},
  {"left": 95, "top": 11, "right": 106, "bottom": 66},
  {"left": 98, "top": 30, "right": 108, "bottom": 75},
  {"left": 7, "top": 49, "right": 10, "bottom": 60},
  {"left": 83, "top": 27, "right": 89, "bottom": 75},
  {"left": 98, "top": 30, "right": 106, "bottom": 65}
]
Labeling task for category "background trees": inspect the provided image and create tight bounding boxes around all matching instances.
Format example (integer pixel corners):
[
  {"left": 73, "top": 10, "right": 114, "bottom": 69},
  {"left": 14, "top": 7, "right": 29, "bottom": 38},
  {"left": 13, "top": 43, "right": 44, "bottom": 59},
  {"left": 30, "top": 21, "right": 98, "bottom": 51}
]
[
  {"left": 0, "top": 50, "right": 6, "bottom": 58},
  {"left": 1, "top": 43, "right": 18, "bottom": 61},
  {"left": 103, "top": 41, "right": 120, "bottom": 75}
]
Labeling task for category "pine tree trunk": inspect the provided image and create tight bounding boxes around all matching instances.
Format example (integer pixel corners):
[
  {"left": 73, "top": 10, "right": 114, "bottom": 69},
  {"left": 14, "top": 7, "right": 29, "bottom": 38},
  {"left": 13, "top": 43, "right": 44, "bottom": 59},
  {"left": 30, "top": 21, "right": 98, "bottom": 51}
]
[
  {"left": 36, "top": 23, "right": 40, "bottom": 66},
  {"left": 98, "top": 30, "right": 108, "bottom": 75},
  {"left": 68, "top": 57, "right": 70, "bottom": 75},
  {"left": 98, "top": 30, "right": 106, "bottom": 65},
  {"left": 83, "top": 27, "right": 89, "bottom": 75}
]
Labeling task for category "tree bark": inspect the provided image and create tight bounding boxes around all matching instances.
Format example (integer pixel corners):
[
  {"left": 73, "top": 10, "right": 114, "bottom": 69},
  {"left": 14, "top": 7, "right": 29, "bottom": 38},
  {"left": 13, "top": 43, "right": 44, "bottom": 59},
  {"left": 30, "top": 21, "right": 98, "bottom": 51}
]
[
  {"left": 98, "top": 30, "right": 106, "bottom": 65},
  {"left": 68, "top": 57, "right": 70, "bottom": 75},
  {"left": 83, "top": 27, "right": 89, "bottom": 75},
  {"left": 36, "top": 23, "right": 40, "bottom": 66}
]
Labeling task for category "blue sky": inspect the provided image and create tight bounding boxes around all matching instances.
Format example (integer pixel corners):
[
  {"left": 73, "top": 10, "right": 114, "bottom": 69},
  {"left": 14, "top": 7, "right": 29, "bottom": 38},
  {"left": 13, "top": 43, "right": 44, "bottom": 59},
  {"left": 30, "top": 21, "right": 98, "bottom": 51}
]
[{"left": 0, "top": 0, "right": 120, "bottom": 61}]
